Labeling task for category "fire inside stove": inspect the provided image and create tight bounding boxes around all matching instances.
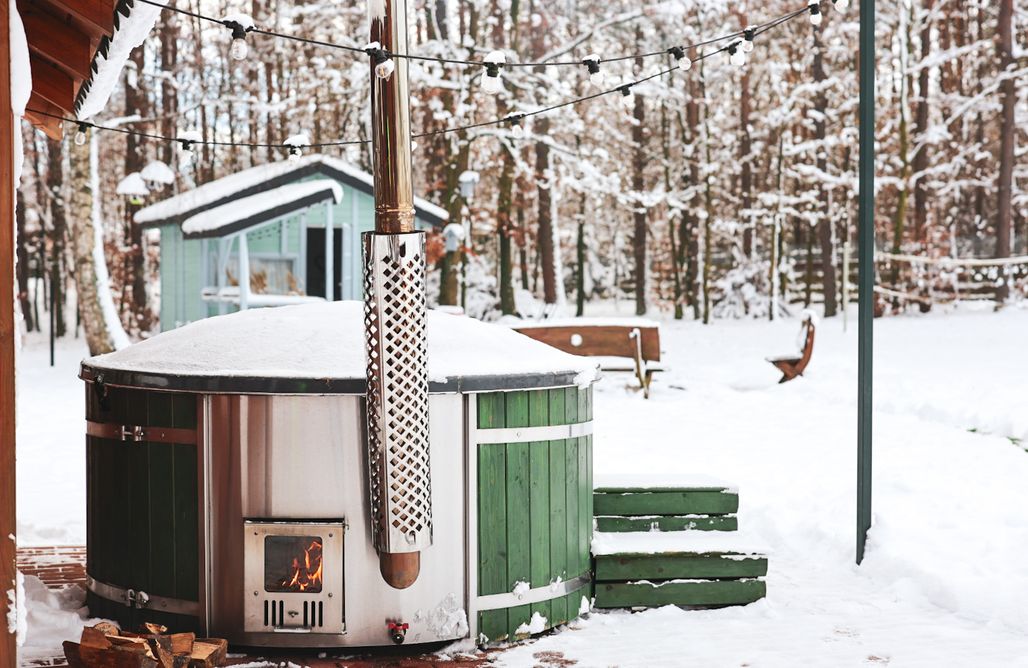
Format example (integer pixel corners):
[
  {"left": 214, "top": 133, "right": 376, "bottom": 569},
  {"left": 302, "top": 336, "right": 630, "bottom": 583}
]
[
  {"left": 243, "top": 521, "right": 345, "bottom": 635},
  {"left": 266, "top": 536, "right": 323, "bottom": 593}
]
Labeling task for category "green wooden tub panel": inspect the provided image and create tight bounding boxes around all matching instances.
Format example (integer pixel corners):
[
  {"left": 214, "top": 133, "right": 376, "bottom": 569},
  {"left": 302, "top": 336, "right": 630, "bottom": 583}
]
[
  {"left": 476, "top": 387, "right": 593, "bottom": 641},
  {"left": 85, "top": 383, "right": 200, "bottom": 628}
]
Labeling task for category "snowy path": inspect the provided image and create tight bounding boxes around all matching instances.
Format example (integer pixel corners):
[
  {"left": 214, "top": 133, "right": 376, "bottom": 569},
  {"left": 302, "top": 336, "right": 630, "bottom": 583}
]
[{"left": 15, "top": 306, "right": 1028, "bottom": 665}]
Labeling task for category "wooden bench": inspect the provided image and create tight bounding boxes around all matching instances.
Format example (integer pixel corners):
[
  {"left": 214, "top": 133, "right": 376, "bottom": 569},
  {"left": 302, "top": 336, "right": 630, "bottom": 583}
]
[
  {"left": 766, "top": 314, "right": 816, "bottom": 383},
  {"left": 512, "top": 321, "right": 664, "bottom": 397}
]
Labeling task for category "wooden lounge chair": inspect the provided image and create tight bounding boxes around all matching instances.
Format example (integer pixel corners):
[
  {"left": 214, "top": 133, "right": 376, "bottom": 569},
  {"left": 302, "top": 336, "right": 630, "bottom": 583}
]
[
  {"left": 766, "top": 314, "right": 815, "bottom": 383},
  {"left": 512, "top": 322, "right": 664, "bottom": 398}
]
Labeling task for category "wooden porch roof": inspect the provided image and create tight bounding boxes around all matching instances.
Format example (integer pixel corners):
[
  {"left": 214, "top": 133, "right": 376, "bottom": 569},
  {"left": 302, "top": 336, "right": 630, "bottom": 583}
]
[{"left": 20, "top": 0, "right": 149, "bottom": 140}]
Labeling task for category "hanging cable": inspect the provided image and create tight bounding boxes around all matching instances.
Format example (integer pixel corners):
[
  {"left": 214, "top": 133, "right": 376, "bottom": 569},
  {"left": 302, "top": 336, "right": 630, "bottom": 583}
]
[
  {"left": 29, "top": 1, "right": 816, "bottom": 153},
  {"left": 133, "top": 0, "right": 826, "bottom": 71}
]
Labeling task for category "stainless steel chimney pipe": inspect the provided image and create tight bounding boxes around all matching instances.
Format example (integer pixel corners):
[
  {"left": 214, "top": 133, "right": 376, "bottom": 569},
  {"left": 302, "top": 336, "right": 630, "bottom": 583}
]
[{"left": 364, "top": 0, "right": 432, "bottom": 589}]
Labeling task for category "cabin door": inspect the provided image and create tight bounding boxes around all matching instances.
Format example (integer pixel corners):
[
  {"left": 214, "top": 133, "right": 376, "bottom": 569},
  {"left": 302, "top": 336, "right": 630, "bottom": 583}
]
[{"left": 306, "top": 228, "right": 344, "bottom": 300}]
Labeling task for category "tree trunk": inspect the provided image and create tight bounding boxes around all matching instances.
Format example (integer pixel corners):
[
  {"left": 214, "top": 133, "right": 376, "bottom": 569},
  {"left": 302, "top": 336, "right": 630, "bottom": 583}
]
[
  {"left": 16, "top": 189, "right": 33, "bottom": 331},
  {"left": 995, "top": 0, "right": 1014, "bottom": 303},
  {"left": 535, "top": 117, "right": 557, "bottom": 305},
  {"left": 911, "top": 0, "right": 933, "bottom": 247},
  {"left": 69, "top": 128, "right": 116, "bottom": 355},
  {"left": 739, "top": 68, "right": 753, "bottom": 258},
  {"left": 631, "top": 41, "right": 647, "bottom": 316},
  {"left": 124, "top": 47, "right": 149, "bottom": 328},
  {"left": 46, "top": 139, "right": 67, "bottom": 338},
  {"left": 497, "top": 149, "right": 516, "bottom": 314},
  {"left": 813, "top": 27, "right": 837, "bottom": 316}
]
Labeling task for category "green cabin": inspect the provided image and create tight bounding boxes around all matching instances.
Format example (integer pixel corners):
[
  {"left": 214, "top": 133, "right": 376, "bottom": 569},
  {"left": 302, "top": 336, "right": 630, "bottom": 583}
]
[{"left": 136, "top": 155, "right": 448, "bottom": 331}]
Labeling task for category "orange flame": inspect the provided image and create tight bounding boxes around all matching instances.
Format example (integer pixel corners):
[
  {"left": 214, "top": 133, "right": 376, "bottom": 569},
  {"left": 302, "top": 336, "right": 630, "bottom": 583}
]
[{"left": 280, "top": 539, "right": 323, "bottom": 592}]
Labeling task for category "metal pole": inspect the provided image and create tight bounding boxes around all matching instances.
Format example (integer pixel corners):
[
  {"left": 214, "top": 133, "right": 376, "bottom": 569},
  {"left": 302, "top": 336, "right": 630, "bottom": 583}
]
[
  {"left": 856, "top": 0, "right": 875, "bottom": 564},
  {"left": 364, "top": 0, "right": 432, "bottom": 590}
]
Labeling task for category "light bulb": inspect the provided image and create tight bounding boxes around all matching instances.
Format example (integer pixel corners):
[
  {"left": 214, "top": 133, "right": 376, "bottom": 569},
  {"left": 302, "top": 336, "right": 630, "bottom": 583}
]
[
  {"left": 742, "top": 30, "right": 755, "bottom": 53},
  {"left": 620, "top": 86, "right": 635, "bottom": 107},
  {"left": 730, "top": 46, "right": 746, "bottom": 67},
  {"left": 680, "top": 57, "right": 692, "bottom": 72},
  {"left": 482, "top": 72, "right": 503, "bottom": 94},
  {"left": 180, "top": 141, "right": 194, "bottom": 160},
  {"left": 287, "top": 146, "right": 302, "bottom": 164},
  {"left": 584, "top": 56, "right": 603, "bottom": 87},
  {"left": 74, "top": 124, "right": 88, "bottom": 146},
  {"left": 510, "top": 117, "right": 525, "bottom": 139},
  {"left": 809, "top": 3, "right": 823, "bottom": 26},
  {"left": 834, "top": 0, "right": 849, "bottom": 9},
  {"left": 375, "top": 57, "right": 395, "bottom": 80},
  {"left": 230, "top": 37, "right": 248, "bottom": 60}
]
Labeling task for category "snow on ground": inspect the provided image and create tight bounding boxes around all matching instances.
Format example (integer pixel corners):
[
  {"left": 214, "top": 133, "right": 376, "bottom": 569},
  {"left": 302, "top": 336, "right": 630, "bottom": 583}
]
[
  {"left": 497, "top": 303, "right": 1028, "bottom": 667},
  {"left": 15, "top": 303, "right": 1028, "bottom": 666}
]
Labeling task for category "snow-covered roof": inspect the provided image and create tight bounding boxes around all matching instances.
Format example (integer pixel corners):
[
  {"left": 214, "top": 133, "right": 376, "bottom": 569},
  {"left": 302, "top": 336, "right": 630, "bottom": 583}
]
[
  {"left": 140, "top": 160, "right": 175, "bottom": 185},
  {"left": 115, "top": 172, "right": 149, "bottom": 197},
  {"left": 135, "top": 154, "right": 449, "bottom": 228},
  {"left": 181, "top": 180, "right": 343, "bottom": 239},
  {"left": 75, "top": 0, "right": 162, "bottom": 120},
  {"left": 82, "top": 301, "right": 598, "bottom": 394}
]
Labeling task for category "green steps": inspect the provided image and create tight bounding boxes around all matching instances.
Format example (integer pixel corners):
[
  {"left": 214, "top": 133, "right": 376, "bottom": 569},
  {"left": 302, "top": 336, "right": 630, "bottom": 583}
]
[
  {"left": 594, "top": 515, "right": 737, "bottom": 532},
  {"left": 591, "top": 480, "right": 767, "bottom": 610},
  {"left": 595, "top": 553, "right": 767, "bottom": 581},
  {"left": 595, "top": 579, "right": 766, "bottom": 608}
]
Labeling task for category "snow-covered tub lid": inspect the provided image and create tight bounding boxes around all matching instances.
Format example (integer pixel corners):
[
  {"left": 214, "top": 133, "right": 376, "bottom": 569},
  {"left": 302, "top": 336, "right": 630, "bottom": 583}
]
[{"left": 80, "top": 301, "right": 600, "bottom": 395}]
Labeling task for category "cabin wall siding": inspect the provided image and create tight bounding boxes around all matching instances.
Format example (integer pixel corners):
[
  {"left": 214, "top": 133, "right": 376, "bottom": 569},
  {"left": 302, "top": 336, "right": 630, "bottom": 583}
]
[{"left": 155, "top": 176, "right": 435, "bottom": 331}]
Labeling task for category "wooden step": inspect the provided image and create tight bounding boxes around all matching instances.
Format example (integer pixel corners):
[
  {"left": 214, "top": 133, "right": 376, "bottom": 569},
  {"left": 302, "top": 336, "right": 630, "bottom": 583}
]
[
  {"left": 595, "top": 552, "right": 767, "bottom": 581},
  {"left": 594, "top": 514, "right": 738, "bottom": 532},
  {"left": 593, "top": 474, "right": 739, "bottom": 517},
  {"left": 591, "top": 531, "right": 768, "bottom": 609},
  {"left": 594, "top": 579, "right": 766, "bottom": 608},
  {"left": 594, "top": 490, "right": 738, "bottom": 516}
]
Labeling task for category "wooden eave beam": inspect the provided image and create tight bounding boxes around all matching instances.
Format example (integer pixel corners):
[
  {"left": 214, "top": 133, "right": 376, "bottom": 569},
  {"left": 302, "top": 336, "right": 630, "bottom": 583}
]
[
  {"left": 29, "top": 55, "right": 77, "bottom": 116},
  {"left": 19, "top": 1, "right": 94, "bottom": 81},
  {"left": 34, "top": 0, "right": 114, "bottom": 39},
  {"left": 24, "top": 93, "right": 65, "bottom": 141}
]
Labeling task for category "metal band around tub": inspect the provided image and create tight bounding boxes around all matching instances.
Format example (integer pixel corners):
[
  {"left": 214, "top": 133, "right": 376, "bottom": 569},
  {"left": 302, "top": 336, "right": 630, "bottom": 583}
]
[
  {"left": 474, "top": 421, "right": 593, "bottom": 445},
  {"left": 86, "top": 576, "right": 200, "bottom": 617},
  {"left": 86, "top": 420, "right": 198, "bottom": 445},
  {"left": 475, "top": 574, "right": 591, "bottom": 611}
]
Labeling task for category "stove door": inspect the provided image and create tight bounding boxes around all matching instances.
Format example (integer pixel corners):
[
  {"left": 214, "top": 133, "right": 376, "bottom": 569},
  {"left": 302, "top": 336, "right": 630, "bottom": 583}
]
[{"left": 243, "top": 521, "right": 345, "bottom": 634}]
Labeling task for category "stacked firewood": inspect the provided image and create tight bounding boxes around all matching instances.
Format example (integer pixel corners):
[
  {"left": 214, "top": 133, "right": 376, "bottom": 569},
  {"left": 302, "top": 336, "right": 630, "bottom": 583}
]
[{"left": 63, "top": 622, "right": 228, "bottom": 668}]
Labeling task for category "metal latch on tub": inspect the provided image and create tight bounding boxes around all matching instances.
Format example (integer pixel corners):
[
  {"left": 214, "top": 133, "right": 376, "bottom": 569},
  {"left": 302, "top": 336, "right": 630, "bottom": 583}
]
[
  {"left": 125, "top": 589, "right": 150, "bottom": 608},
  {"left": 120, "top": 425, "right": 146, "bottom": 442}
]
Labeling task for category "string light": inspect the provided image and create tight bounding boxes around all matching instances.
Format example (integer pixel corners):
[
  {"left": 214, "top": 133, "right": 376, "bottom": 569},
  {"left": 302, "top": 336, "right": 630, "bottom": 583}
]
[
  {"left": 742, "top": 29, "right": 755, "bottom": 53},
  {"left": 135, "top": 0, "right": 808, "bottom": 72},
  {"left": 728, "top": 42, "right": 746, "bottom": 67},
  {"left": 583, "top": 55, "right": 604, "bottom": 87},
  {"left": 368, "top": 47, "right": 396, "bottom": 80},
  {"left": 833, "top": 0, "right": 849, "bottom": 10},
  {"left": 226, "top": 20, "right": 249, "bottom": 61},
  {"left": 32, "top": 4, "right": 812, "bottom": 153},
  {"left": 809, "top": 1, "right": 823, "bottom": 26},
  {"left": 179, "top": 140, "right": 195, "bottom": 160},
  {"left": 507, "top": 114, "right": 525, "bottom": 139},
  {"left": 667, "top": 46, "right": 692, "bottom": 73},
  {"left": 287, "top": 146, "right": 302, "bottom": 164},
  {"left": 74, "top": 123, "right": 89, "bottom": 146},
  {"left": 482, "top": 51, "right": 506, "bottom": 94},
  {"left": 619, "top": 85, "right": 635, "bottom": 108}
]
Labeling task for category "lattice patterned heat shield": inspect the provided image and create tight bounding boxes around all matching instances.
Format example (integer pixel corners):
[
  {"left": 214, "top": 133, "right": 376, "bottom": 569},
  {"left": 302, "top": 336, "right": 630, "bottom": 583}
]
[{"left": 363, "top": 231, "right": 433, "bottom": 554}]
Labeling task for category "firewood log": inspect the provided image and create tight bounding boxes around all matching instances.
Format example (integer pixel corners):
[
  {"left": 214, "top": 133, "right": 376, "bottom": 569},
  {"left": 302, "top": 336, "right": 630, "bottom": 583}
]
[{"left": 187, "top": 639, "right": 228, "bottom": 668}]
